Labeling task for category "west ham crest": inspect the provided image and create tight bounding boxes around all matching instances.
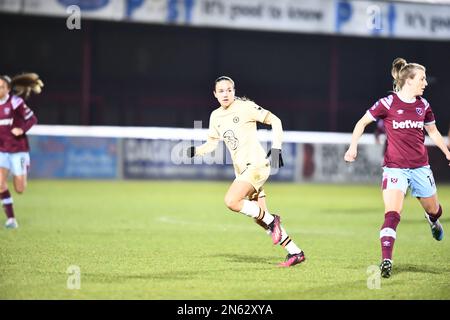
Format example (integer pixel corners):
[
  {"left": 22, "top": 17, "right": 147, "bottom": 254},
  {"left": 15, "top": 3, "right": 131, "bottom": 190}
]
[
  {"left": 4, "top": 107, "right": 10, "bottom": 115},
  {"left": 416, "top": 107, "right": 423, "bottom": 116}
]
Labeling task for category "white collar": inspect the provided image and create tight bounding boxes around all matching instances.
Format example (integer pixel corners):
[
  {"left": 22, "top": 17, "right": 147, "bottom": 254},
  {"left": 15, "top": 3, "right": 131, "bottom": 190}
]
[
  {"left": 0, "top": 94, "right": 9, "bottom": 105},
  {"left": 396, "top": 93, "right": 416, "bottom": 104}
]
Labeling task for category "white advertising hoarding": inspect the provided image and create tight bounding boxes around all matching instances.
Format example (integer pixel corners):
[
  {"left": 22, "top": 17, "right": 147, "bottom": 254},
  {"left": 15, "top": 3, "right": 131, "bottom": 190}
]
[{"left": 1, "top": 0, "right": 449, "bottom": 40}]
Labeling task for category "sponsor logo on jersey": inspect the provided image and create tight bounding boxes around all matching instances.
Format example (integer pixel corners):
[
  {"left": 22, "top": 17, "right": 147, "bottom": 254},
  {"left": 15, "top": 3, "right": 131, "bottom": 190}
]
[
  {"left": 223, "top": 130, "right": 239, "bottom": 150},
  {"left": 0, "top": 118, "right": 13, "bottom": 126},
  {"left": 392, "top": 120, "right": 424, "bottom": 129}
]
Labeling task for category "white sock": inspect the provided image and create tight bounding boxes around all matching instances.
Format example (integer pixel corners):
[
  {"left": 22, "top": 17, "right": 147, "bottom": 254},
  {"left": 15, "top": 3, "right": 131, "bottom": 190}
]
[
  {"left": 261, "top": 210, "right": 275, "bottom": 226},
  {"left": 285, "top": 241, "right": 301, "bottom": 255},
  {"left": 279, "top": 227, "right": 301, "bottom": 254},
  {"left": 240, "top": 200, "right": 274, "bottom": 225},
  {"left": 240, "top": 200, "right": 260, "bottom": 218}
]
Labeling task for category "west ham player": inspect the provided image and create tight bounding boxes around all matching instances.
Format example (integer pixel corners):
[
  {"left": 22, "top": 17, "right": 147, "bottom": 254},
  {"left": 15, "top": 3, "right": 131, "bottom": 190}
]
[
  {"left": 0, "top": 74, "right": 42, "bottom": 229},
  {"left": 344, "top": 58, "right": 450, "bottom": 278},
  {"left": 188, "top": 76, "right": 305, "bottom": 267}
]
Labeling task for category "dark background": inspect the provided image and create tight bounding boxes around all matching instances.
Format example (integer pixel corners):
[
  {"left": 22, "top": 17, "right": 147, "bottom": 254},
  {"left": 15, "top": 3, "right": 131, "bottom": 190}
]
[{"left": 1, "top": 13, "right": 449, "bottom": 133}]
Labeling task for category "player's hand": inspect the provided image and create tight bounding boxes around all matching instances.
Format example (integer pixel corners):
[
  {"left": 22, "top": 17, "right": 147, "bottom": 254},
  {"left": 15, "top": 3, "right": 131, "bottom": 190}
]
[
  {"left": 446, "top": 151, "right": 450, "bottom": 166},
  {"left": 11, "top": 128, "right": 24, "bottom": 136},
  {"left": 344, "top": 146, "right": 357, "bottom": 162},
  {"left": 266, "top": 148, "right": 284, "bottom": 169},
  {"left": 187, "top": 146, "right": 196, "bottom": 158}
]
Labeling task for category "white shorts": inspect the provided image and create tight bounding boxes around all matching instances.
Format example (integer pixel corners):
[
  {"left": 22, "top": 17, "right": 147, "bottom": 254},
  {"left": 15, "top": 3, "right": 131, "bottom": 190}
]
[
  {"left": 0, "top": 152, "right": 30, "bottom": 176},
  {"left": 235, "top": 162, "right": 271, "bottom": 193}
]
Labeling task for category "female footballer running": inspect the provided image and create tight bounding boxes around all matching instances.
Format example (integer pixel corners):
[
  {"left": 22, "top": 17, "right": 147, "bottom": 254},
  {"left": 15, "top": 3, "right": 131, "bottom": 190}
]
[
  {"left": 0, "top": 73, "right": 42, "bottom": 229},
  {"left": 188, "top": 76, "right": 305, "bottom": 267},
  {"left": 344, "top": 58, "right": 450, "bottom": 278}
]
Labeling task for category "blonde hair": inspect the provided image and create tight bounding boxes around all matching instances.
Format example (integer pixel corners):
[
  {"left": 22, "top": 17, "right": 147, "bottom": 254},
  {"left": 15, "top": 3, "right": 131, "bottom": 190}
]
[
  {"left": 391, "top": 58, "right": 425, "bottom": 92},
  {"left": 0, "top": 73, "right": 44, "bottom": 99}
]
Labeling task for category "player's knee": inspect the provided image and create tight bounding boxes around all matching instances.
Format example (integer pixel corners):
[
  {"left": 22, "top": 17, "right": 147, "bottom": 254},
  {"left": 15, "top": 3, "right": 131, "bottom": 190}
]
[
  {"left": 224, "top": 196, "right": 240, "bottom": 212},
  {"left": 0, "top": 183, "right": 8, "bottom": 193},
  {"left": 14, "top": 185, "right": 25, "bottom": 194}
]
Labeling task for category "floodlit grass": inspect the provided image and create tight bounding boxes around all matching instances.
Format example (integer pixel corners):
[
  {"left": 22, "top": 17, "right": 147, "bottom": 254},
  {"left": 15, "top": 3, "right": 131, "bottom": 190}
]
[{"left": 1, "top": 180, "right": 449, "bottom": 299}]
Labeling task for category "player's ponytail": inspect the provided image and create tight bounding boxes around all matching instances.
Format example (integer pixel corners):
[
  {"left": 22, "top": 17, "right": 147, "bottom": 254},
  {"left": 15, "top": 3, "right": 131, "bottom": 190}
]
[
  {"left": 391, "top": 58, "right": 425, "bottom": 92},
  {"left": 10, "top": 73, "right": 44, "bottom": 99},
  {"left": 391, "top": 58, "right": 407, "bottom": 92}
]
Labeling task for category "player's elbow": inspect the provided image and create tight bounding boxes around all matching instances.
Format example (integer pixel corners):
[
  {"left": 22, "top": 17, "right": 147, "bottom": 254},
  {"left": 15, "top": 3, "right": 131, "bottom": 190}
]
[{"left": 270, "top": 114, "right": 282, "bottom": 127}]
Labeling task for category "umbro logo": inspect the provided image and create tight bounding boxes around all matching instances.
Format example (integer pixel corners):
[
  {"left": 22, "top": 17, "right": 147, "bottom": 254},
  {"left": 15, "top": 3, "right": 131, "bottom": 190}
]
[
  {"left": 382, "top": 241, "right": 391, "bottom": 247},
  {"left": 397, "top": 109, "right": 404, "bottom": 114},
  {"left": 391, "top": 178, "right": 398, "bottom": 184}
]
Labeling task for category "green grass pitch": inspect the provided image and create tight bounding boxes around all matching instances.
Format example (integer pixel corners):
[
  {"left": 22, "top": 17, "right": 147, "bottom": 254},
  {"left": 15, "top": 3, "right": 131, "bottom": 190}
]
[{"left": 0, "top": 180, "right": 449, "bottom": 299}]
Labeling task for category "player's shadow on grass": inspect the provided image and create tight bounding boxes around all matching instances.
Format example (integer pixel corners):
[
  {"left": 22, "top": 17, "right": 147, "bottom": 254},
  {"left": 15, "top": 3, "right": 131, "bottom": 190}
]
[
  {"left": 394, "top": 264, "right": 443, "bottom": 275},
  {"left": 401, "top": 217, "right": 450, "bottom": 224},
  {"left": 211, "top": 253, "right": 275, "bottom": 265},
  {"left": 318, "top": 207, "right": 381, "bottom": 215},
  {"left": 84, "top": 271, "right": 202, "bottom": 281}
]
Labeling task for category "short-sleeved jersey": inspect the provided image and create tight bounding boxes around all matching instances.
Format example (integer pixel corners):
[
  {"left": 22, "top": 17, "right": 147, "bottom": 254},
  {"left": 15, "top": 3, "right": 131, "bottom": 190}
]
[
  {"left": 0, "top": 95, "right": 37, "bottom": 153},
  {"left": 207, "top": 99, "right": 270, "bottom": 174},
  {"left": 367, "top": 93, "right": 435, "bottom": 169}
]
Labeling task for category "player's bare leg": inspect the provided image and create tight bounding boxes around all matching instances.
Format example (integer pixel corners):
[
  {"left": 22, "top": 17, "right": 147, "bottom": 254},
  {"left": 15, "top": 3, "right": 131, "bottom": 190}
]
[
  {"left": 0, "top": 168, "right": 17, "bottom": 228},
  {"left": 418, "top": 194, "right": 444, "bottom": 241},
  {"left": 379, "top": 189, "right": 404, "bottom": 278},
  {"left": 224, "top": 180, "right": 282, "bottom": 244},
  {"left": 13, "top": 175, "right": 27, "bottom": 194}
]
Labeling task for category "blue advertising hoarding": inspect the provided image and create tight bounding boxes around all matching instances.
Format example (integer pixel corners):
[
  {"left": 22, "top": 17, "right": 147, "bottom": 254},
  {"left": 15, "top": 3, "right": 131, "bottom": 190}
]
[{"left": 28, "top": 136, "right": 118, "bottom": 179}]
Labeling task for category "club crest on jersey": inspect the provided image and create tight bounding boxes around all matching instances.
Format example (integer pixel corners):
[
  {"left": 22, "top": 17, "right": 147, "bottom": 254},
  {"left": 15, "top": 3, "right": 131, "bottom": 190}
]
[
  {"left": 391, "top": 178, "right": 398, "bottom": 184},
  {"left": 4, "top": 107, "right": 10, "bottom": 115},
  {"left": 416, "top": 107, "right": 423, "bottom": 116},
  {"left": 233, "top": 117, "right": 239, "bottom": 123}
]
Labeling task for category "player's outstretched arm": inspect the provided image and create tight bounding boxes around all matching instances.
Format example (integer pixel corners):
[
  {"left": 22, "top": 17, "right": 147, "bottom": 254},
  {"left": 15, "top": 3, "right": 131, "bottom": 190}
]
[
  {"left": 425, "top": 124, "right": 450, "bottom": 166},
  {"left": 187, "top": 137, "right": 219, "bottom": 158},
  {"left": 263, "top": 112, "right": 284, "bottom": 168},
  {"left": 344, "top": 113, "right": 374, "bottom": 162}
]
